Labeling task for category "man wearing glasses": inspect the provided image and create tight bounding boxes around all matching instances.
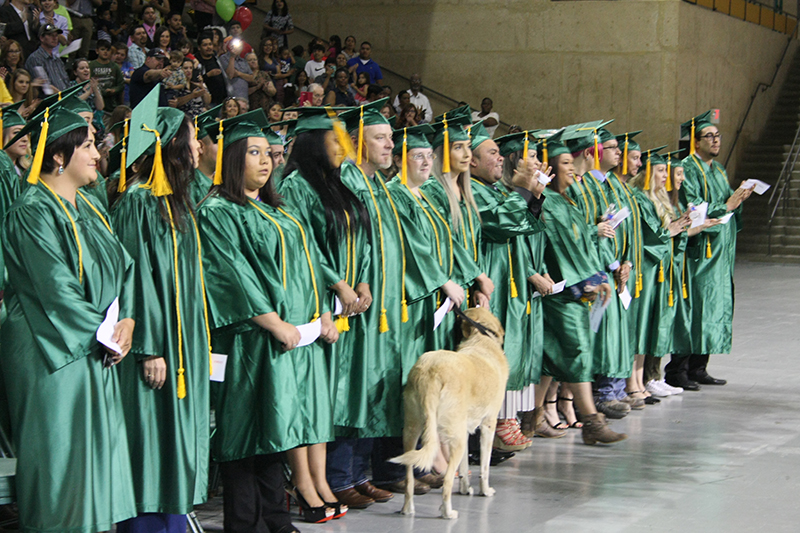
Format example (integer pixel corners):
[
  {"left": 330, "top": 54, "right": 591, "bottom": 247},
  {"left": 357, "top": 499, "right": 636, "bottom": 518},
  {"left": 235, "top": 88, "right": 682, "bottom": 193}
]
[{"left": 665, "top": 111, "right": 752, "bottom": 390}]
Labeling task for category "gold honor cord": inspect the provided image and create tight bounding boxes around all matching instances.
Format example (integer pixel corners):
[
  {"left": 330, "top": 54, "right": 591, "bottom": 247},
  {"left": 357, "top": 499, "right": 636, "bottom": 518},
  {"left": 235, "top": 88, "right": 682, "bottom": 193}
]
[
  {"left": 189, "top": 211, "right": 214, "bottom": 376},
  {"left": 357, "top": 166, "right": 390, "bottom": 332},
  {"left": 606, "top": 174, "right": 628, "bottom": 259},
  {"left": 681, "top": 249, "right": 689, "bottom": 299},
  {"left": 669, "top": 238, "right": 675, "bottom": 307},
  {"left": 690, "top": 154, "right": 713, "bottom": 259},
  {"left": 419, "top": 190, "right": 454, "bottom": 276},
  {"left": 76, "top": 190, "right": 113, "bottom": 233},
  {"left": 277, "top": 207, "right": 321, "bottom": 320},
  {"left": 39, "top": 180, "right": 84, "bottom": 283},
  {"left": 573, "top": 178, "right": 592, "bottom": 224},
  {"left": 406, "top": 185, "right": 442, "bottom": 266},
  {"left": 377, "top": 175, "right": 408, "bottom": 322},
  {"left": 618, "top": 180, "right": 644, "bottom": 297},
  {"left": 467, "top": 205, "right": 478, "bottom": 262},
  {"left": 164, "top": 200, "right": 186, "bottom": 399},
  {"left": 249, "top": 200, "right": 287, "bottom": 288},
  {"left": 589, "top": 175, "right": 618, "bottom": 257}
]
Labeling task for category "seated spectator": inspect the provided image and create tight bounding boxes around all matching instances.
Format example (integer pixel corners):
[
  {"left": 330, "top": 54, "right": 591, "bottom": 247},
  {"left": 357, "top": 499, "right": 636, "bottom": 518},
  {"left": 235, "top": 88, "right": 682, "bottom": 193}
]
[
  {"left": 106, "top": 104, "right": 132, "bottom": 144},
  {"left": 303, "top": 82, "right": 325, "bottom": 107},
  {"left": 234, "top": 96, "right": 249, "bottom": 114},
  {"left": 324, "top": 68, "right": 356, "bottom": 107},
  {"left": 109, "top": 0, "right": 131, "bottom": 43},
  {"left": 177, "top": 38, "right": 196, "bottom": 64},
  {"left": 7, "top": 69, "right": 41, "bottom": 118},
  {"left": 366, "top": 83, "right": 383, "bottom": 102},
  {"left": 351, "top": 71, "right": 369, "bottom": 103},
  {"left": 294, "top": 69, "right": 309, "bottom": 93},
  {"left": 162, "top": 50, "right": 188, "bottom": 102},
  {"left": 174, "top": 57, "right": 211, "bottom": 117},
  {"left": 197, "top": 32, "right": 227, "bottom": 105},
  {"left": 246, "top": 52, "right": 276, "bottom": 113},
  {"left": 219, "top": 39, "right": 253, "bottom": 104},
  {"left": 267, "top": 101, "right": 283, "bottom": 124},
  {"left": 335, "top": 52, "right": 348, "bottom": 71},
  {"left": 291, "top": 44, "right": 306, "bottom": 82},
  {"left": 210, "top": 27, "right": 225, "bottom": 56},
  {"left": 39, "top": 0, "right": 70, "bottom": 47},
  {"left": 1, "top": 40, "right": 26, "bottom": 87},
  {"left": 393, "top": 73, "right": 433, "bottom": 124},
  {"left": 341, "top": 35, "right": 357, "bottom": 61},
  {"left": 394, "top": 102, "right": 419, "bottom": 129},
  {"left": 380, "top": 84, "right": 392, "bottom": 101},
  {"left": 327, "top": 35, "right": 342, "bottom": 59},
  {"left": 97, "top": 3, "right": 125, "bottom": 43},
  {"left": 346, "top": 41, "right": 383, "bottom": 85},
  {"left": 222, "top": 96, "right": 240, "bottom": 119},
  {"left": 304, "top": 43, "right": 327, "bottom": 84},
  {"left": 380, "top": 102, "right": 393, "bottom": 120},
  {"left": 25, "top": 24, "right": 70, "bottom": 92},
  {"left": 129, "top": 48, "right": 169, "bottom": 108},
  {"left": 261, "top": 0, "right": 294, "bottom": 49},
  {"left": 167, "top": 11, "right": 187, "bottom": 51},
  {"left": 140, "top": 6, "right": 159, "bottom": 48},
  {"left": 154, "top": 25, "right": 173, "bottom": 53},
  {"left": 112, "top": 42, "right": 135, "bottom": 105},
  {"left": 472, "top": 97, "right": 500, "bottom": 137},
  {"left": 71, "top": 58, "right": 105, "bottom": 115},
  {"left": 90, "top": 40, "right": 125, "bottom": 109},
  {"left": 128, "top": 26, "right": 149, "bottom": 69}
]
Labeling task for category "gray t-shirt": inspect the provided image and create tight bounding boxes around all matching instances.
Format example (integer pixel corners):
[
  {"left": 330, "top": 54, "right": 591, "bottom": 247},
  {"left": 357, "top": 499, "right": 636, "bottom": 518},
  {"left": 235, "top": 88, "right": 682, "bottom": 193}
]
[{"left": 218, "top": 52, "right": 252, "bottom": 101}]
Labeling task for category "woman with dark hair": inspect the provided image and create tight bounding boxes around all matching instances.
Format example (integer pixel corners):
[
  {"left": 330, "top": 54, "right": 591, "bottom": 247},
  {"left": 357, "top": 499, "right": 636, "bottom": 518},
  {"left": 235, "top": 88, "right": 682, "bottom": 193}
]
[
  {"left": 327, "top": 35, "right": 342, "bottom": 59},
  {"left": 198, "top": 110, "right": 342, "bottom": 530},
  {"left": 1, "top": 107, "right": 137, "bottom": 531},
  {"left": 154, "top": 25, "right": 172, "bottom": 52},
  {"left": 111, "top": 104, "right": 212, "bottom": 533},
  {"left": 7, "top": 68, "right": 40, "bottom": 118},
  {"left": 261, "top": 0, "right": 294, "bottom": 48},
  {"left": 0, "top": 39, "right": 25, "bottom": 86},
  {"left": 341, "top": 35, "right": 357, "bottom": 61}
]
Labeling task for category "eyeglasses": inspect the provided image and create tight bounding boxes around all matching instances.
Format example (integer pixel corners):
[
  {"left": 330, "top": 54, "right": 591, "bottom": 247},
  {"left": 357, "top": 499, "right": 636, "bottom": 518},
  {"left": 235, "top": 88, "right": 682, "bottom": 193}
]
[
  {"left": 410, "top": 153, "right": 436, "bottom": 162},
  {"left": 700, "top": 133, "right": 722, "bottom": 141}
]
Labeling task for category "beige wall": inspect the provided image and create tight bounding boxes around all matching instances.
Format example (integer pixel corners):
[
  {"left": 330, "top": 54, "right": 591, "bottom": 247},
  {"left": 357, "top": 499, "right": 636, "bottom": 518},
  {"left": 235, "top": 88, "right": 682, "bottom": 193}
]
[{"left": 282, "top": 0, "right": 796, "bottom": 178}]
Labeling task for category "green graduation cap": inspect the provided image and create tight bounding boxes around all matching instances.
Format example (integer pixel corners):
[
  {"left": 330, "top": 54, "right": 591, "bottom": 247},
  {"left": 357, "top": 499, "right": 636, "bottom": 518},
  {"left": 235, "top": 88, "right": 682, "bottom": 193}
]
[
  {"left": 338, "top": 98, "right": 392, "bottom": 165},
  {"left": 107, "top": 138, "right": 123, "bottom": 176},
  {"left": 562, "top": 120, "right": 614, "bottom": 169},
  {"left": 205, "top": 109, "right": 270, "bottom": 185},
  {"left": 433, "top": 104, "right": 471, "bottom": 123},
  {"left": 4, "top": 107, "right": 89, "bottom": 184},
  {"left": 392, "top": 123, "right": 434, "bottom": 185},
  {"left": 680, "top": 110, "right": 716, "bottom": 156},
  {"left": 663, "top": 148, "right": 686, "bottom": 192},
  {"left": 195, "top": 103, "right": 223, "bottom": 140},
  {"left": 597, "top": 128, "right": 616, "bottom": 144},
  {"left": 291, "top": 106, "right": 356, "bottom": 160},
  {"left": 0, "top": 101, "right": 27, "bottom": 139},
  {"left": 535, "top": 128, "right": 568, "bottom": 166},
  {"left": 640, "top": 145, "right": 668, "bottom": 190},
  {"left": 468, "top": 120, "right": 492, "bottom": 152},
  {"left": 614, "top": 130, "right": 642, "bottom": 175},
  {"left": 265, "top": 118, "right": 295, "bottom": 146},
  {"left": 495, "top": 130, "right": 543, "bottom": 157},
  {"left": 29, "top": 81, "right": 89, "bottom": 119},
  {"left": 429, "top": 113, "right": 472, "bottom": 174}
]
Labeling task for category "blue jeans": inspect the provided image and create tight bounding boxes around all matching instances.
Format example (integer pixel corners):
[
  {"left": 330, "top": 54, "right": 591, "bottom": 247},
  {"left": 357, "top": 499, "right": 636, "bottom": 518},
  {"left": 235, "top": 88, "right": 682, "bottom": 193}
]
[
  {"left": 326, "top": 437, "right": 372, "bottom": 492},
  {"left": 116, "top": 514, "right": 187, "bottom": 533},
  {"left": 594, "top": 376, "right": 627, "bottom": 403},
  {"left": 371, "top": 437, "right": 406, "bottom": 485}
]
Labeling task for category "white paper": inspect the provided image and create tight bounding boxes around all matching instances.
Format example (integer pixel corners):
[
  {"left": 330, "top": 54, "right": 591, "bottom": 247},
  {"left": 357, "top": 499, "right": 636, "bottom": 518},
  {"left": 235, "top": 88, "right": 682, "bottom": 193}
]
[
  {"left": 532, "top": 279, "right": 566, "bottom": 299},
  {"left": 210, "top": 353, "right": 228, "bottom": 382},
  {"left": 689, "top": 202, "right": 709, "bottom": 229},
  {"left": 718, "top": 212, "right": 733, "bottom": 224},
  {"left": 618, "top": 287, "right": 632, "bottom": 310},
  {"left": 433, "top": 297, "right": 452, "bottom": 331},
  {"left": 296, "top": 319, "right": 322, "bottom": 347},
  {"left": 59, "top": 38, "right": 82, "bottom": 58},
  {"left": 607, "top": 260, "right": 621, "bottom": 272},
  {"left": 33, "top": 67, "right": 53, "bottom": 95},
  {"left": 333, "top": 296, "right": 360, "bottom": 317},
  {"left": 536, "top": 170, "right": 552, "bottom": 186},
  {"left": 589, "top": 294, "right": 612, "bottom": 333},
  {"left": 96, "top": 297, "right": 122, "bottom": 355},
  {"left": 741, "top": 179, "right": 770, "bottom": 195},
  {"left": 609, "top": 206, "right": 631, "bottom": 229}
]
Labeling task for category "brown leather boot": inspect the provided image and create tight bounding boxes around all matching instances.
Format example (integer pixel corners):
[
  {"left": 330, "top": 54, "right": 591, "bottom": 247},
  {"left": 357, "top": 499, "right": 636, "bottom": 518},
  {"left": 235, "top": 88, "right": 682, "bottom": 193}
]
[
  {"left": 519, "top": 409, "right": 535, "bottom": 437},
  {"left": 532, "top": 406, "right": 566, "bottom": 438},
  {"left": 581, "top": 413, "right": 628, "bottom": 445}
]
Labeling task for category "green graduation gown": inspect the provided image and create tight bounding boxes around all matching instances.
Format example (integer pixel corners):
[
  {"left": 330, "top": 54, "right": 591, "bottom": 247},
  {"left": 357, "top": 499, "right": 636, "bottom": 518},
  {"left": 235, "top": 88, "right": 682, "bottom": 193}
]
[
  {"left": 470, "top": 178, "right": 546, "bottom": 390},
  {"left": 198, "top": 194, "right": 333, "bottom": 460},
  {"left": 111, "top": 184, "right": 211, "bottom": 515},
  {"left": 1, "top": 184, "right": 137, "bottom": 532},
  {"left": 191, "top": 169, "right": 213, "bottom": 207},
  {"left": 522, "top": 228, "right": 548, "bottom": 385},
  {"left": 629, "top": 189, "right": 671, "bottom": 356},
  {"left": 276, "top": 169, "right": 373, "bottom": 432},
  {"left": 540, "top": 191, "right": 603, "bottom": 383},
  {"left": 678, "top": 155, "right": 740, "bottom": 355}
]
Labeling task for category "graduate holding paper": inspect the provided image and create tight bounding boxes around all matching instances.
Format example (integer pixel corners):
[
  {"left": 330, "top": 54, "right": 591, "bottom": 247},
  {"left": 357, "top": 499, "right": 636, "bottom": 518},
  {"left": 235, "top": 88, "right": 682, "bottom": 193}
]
[
  {"left": 197, "top": 109, "right": 342, "bottom": 529},
  {"left": 1, "top": 107, "right": 137, "bottom": 532}
]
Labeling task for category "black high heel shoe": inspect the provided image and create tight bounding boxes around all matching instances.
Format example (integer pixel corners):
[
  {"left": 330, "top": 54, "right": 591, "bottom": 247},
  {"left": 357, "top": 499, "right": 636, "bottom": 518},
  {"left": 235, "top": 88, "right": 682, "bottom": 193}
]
[
  {"left": 289, "top": 487, "right": 334, "bottom": 524},
  {"left": 324, "top": 501, "right": 348, "bottom": 519}
]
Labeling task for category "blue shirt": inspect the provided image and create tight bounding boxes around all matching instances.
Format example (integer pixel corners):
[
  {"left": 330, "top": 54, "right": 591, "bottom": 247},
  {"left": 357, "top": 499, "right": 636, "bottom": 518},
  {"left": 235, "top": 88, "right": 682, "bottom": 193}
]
[{"left": 346, "top": 57, "right": 383, "bottom": 84}]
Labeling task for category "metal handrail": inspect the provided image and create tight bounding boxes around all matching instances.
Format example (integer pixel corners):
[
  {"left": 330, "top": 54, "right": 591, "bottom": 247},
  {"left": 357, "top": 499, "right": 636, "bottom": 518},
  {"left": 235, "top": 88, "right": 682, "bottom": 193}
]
[{"left": 767, "top": 120, "right": 800, "bottom": 254}]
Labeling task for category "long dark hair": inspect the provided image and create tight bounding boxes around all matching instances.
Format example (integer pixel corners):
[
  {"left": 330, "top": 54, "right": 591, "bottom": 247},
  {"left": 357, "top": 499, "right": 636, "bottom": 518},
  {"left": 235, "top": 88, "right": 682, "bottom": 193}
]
[
  {"left": 128, "top": 116, "right": 196, "bottom": 230},
  {"left": 271, "top": 0, "right": 288, "bottom": 16},
  {"left": 283, "top": 129, "right": 370, "bottom": 245},
  {"left": 214, "top": 137, "right": 282, "bottom": 207},
  {"left": 41, "top": 127, "right": 89, "bottom": 174}
]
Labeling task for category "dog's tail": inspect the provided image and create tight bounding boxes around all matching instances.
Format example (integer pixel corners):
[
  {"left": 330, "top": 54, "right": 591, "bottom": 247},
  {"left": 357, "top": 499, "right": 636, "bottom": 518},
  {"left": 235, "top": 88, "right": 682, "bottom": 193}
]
[{"left": 389, "top": 380, "right": 441, "bottom": 471}]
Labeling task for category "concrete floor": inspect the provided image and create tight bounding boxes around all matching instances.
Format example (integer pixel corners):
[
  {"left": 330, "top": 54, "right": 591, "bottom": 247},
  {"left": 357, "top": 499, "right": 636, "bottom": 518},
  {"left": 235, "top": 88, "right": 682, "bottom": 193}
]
[{"left": 193, "top": 261, "right": 800, "bottom": 533}]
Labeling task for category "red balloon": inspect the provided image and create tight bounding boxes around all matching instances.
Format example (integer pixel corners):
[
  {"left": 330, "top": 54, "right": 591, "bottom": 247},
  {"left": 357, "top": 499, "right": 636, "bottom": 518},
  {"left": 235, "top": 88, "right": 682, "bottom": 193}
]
[{"left": 233, "top": 6, "right": 253, "bottom": 31}]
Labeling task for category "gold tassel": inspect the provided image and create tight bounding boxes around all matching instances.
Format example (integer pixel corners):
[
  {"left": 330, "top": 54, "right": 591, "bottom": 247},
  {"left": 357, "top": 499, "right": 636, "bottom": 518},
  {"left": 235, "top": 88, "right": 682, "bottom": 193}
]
[
  {"left": 510, "top": 281, "right": 518, "bottom": 298},
  {"left": 508, "top": 246, "right": 517, "bottom": 297},
  {"left": 690, "top": 118, "right": 696, "bottom": 156},
  {"left": 379, "top": 308, "right": 389, "bottom": 333},
  {"left": 682, "top": 283, "right": 688, "bottom": 299},
  {"left": 706, "top": 237, "right": 712, "bottom": 258},
  {"left": 526, "top": 300, "right": 531, "bottom": 315},
  {"left": 658, "top": 262, "right": 664, "bottom": 282},
  {"left": 542, "top": 140, "right": 548, "bottom": 166},
  {"left": 0, "top": 113, "right": 4, "bottom": 147},
  {"left": 343, "top": 316, "right": 350, "bottom": 331},
  {"left": 622, "top": 135, "right": 628, "bottom": 175},
  {"left": 327, "top": 108, "right": 356, "bottom": 161},
  {"left": 593, "top": 133, "right": 600, "bottom": 170},
  {"left": 213, "top": 120, "right": 224, "bottom": 185},
  {"left": 643, "top": 157, "right": 651, "bottom": 190},
  {"left": 666, "top": 160, "right": 672, "bottom": 191},
  {"left": 669, "top": 290, "right": 674, "bottom": 307},
  {"left": 400, "top": 128, "right": 408, "bottom": 185},
  {"left": 141, "top": 125, "right": 173, "bottom": 197},
  {"left": 28, "top": 108, "right": 50, "bottom": 184},
  {"left": 177, "top": 369, "right": 186, "bottom": 399},
  {"left": 356, "top": 107, "right": 364, "bottom": 165},
  {"left": 335, "top": 315, "right": 346, "bottom": 333},
  {"left": 194, "top": 115, "right": 199, "bottom": 139},
  {"left": 442, "top": 115, "right": 451, "bottom": 174},
  {"left": 522, "top": 131, "right": 529, "bottom": 158},
  {"left": 401, "top": 299, "right": 408, "bottom": 323},
  {"left": 118, "top": 118, "right": 130, "bottom": 192}
]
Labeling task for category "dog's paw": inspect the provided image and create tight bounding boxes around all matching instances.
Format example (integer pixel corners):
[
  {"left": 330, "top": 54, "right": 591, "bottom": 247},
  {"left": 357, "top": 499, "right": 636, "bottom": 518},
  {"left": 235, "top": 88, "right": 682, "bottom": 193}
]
[
  {"left": 440, "top": 507, "right": 458, "bottom": 520},
  {"left": 400, "top": 502, "right": 415, "bottom": 515},
  {"left": 480, "top": 486, "right": 495, "bottom": 497},
  {"left": 459, "top": 477, "right": 472, "bottom": 495}
]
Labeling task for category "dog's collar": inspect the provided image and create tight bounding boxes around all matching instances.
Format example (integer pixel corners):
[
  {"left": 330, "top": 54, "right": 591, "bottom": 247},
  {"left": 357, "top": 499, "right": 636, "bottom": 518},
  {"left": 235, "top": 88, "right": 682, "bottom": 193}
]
[{"left": 453, "top": 306, "right": 499, "bottom": 339}]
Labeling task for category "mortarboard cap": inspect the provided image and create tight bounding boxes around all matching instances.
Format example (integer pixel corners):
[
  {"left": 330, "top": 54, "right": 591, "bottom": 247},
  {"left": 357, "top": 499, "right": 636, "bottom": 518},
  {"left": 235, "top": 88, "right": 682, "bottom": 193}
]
[
  {"left": 392, "top": 123, "right": 434, "bottom": 185},
  {"left": 468, "top": 120, "right": 492, "bottom": 152},
  {"left": 614, "top": 130, "right": 642, "bottom": 175},
  {"left": 205, "top": 109, "right": 270, "bottom": 185},
  {"left": 680, "top": 110, "right": 717, "bottom": 156}
]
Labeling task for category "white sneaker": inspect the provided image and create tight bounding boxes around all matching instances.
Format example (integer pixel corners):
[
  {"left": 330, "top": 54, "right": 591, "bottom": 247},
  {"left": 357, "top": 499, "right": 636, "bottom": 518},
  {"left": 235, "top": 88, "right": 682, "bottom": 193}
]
[
  {"left": 645, "top": 379, "right": 672, "bottom": 397},
  {"left": 659, "top": 379, "right": 683, "bottom": 395}
]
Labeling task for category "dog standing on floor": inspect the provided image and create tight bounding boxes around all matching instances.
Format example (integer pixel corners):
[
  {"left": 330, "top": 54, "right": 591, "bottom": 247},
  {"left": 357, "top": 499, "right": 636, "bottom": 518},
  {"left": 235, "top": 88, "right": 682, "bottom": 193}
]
[{"left": 390, "top": 307, "right": 508, "bottom": 519}]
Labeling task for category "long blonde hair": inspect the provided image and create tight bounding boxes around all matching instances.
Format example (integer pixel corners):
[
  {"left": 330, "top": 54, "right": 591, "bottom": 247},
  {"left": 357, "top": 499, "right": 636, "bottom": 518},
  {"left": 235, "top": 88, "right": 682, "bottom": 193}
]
[
  {"left": 630, "top": 166, "right": 672, "bottom": 228},
  {"left": 431, "top": 144, "right": 480, "bottom": 232}
]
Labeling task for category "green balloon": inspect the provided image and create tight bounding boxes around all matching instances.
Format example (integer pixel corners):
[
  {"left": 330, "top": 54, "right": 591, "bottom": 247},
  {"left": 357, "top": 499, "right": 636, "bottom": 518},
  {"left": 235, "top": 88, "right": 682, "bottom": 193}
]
[{"left": 216, "top": 0, "right": 236, "bottom": 21}]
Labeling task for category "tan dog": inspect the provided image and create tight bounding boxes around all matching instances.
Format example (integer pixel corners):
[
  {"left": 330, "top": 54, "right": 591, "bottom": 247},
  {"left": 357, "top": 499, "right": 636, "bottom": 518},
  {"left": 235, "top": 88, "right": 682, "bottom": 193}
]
[{"left": 390, "top": 307, "right": 508, "bottom": 519}]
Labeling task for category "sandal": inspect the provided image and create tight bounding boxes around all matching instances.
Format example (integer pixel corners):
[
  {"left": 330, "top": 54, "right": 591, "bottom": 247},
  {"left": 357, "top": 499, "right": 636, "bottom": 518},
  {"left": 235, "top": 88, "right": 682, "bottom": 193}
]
[
  {"left": 493, "top": 419, "right": 532, "bottom": 451},
  {"left": 626, "top": 390, "right": 660, "bottom": 405},
  {"left": 557, "top": 397, "right": 583, "bottom": 429},
  {"left": 543, "top": 400, "right": 569, "bottom": 430}
]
